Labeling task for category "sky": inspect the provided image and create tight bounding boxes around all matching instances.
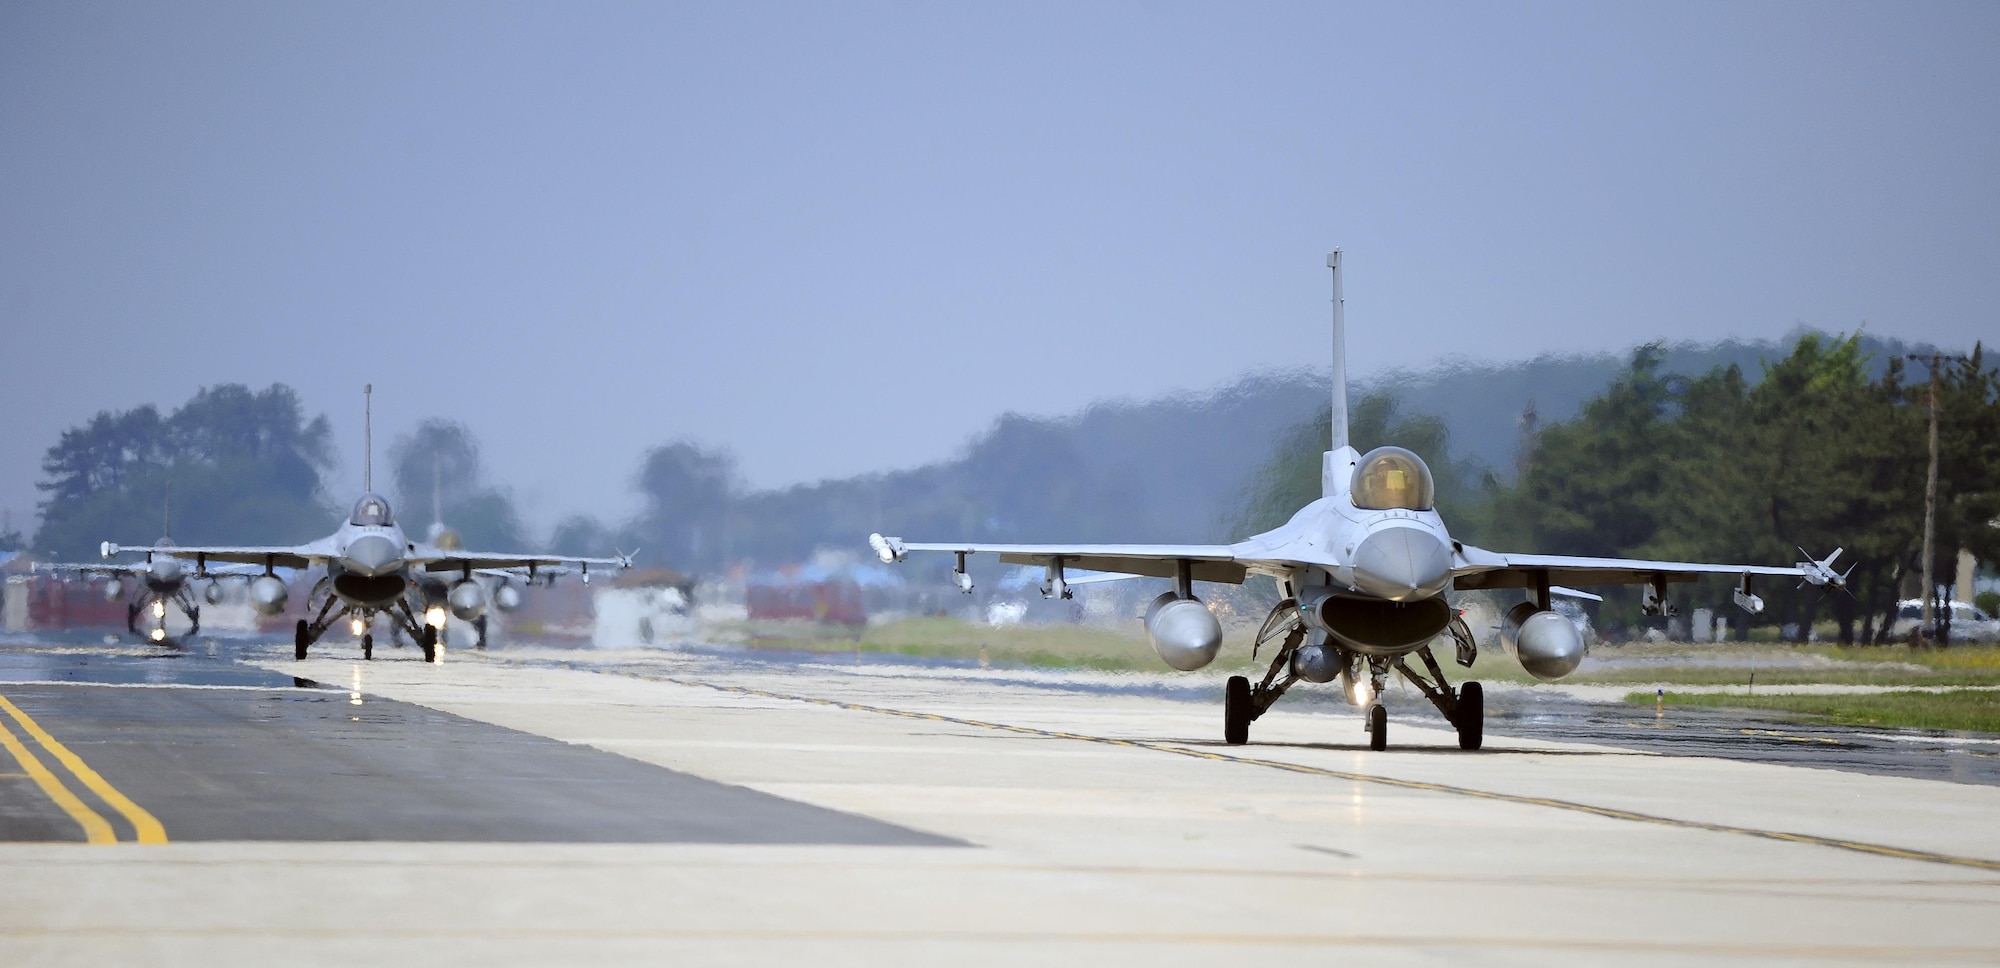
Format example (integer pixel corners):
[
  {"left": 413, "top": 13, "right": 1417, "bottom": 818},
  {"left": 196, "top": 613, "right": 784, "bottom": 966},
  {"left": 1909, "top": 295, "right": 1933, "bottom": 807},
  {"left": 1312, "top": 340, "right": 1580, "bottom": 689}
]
[{"left": 3, "top": 1, "right": 1996, "bottom": 538}]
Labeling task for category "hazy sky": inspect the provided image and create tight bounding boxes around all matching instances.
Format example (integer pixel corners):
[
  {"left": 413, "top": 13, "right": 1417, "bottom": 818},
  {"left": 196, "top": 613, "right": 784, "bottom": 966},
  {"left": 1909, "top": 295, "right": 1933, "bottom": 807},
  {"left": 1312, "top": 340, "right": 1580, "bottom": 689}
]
[{"left": 3, "top": 1, "right": 1995, "bottom": 538}]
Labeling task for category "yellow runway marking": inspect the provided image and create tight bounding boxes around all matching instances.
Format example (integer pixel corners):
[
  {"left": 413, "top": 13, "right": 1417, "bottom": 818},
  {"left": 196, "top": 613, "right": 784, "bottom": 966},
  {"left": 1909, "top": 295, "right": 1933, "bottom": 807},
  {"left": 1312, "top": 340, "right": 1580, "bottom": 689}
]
[
  {"left": 0, "top": 708, "right": 114, "bottom": 844},
  {"left": 0, "top": 694, "right": 167, "bottom": 844},
  {"left": 633, "top": 672, "right": 2000, "bottom": 874}
]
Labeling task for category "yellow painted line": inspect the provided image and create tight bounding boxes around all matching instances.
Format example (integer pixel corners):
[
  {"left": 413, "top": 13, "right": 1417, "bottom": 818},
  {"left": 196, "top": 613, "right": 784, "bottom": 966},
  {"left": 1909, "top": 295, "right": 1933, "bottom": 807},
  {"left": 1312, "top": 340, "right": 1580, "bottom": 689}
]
[
  {"left": 0, "top": 694, "right": 167, "bottom": 844},
  {"left": 0, "top": 710, "right": 114, "bottom": 844},
  {"left": 629, "top": 671, "right": 2000, "bottom": 874}
]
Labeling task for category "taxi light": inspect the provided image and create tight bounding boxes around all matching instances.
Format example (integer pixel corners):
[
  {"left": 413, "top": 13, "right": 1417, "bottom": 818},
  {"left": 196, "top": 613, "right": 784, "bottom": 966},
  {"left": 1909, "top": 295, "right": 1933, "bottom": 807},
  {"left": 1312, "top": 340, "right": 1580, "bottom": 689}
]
[
  {"left": 151, "top": 600, "right": 167, "bottom": 619},
  {"left": 1348, "top": 677, "right": 1374, "bottom": 707},
  {"left": 149, "top": 628, "right": 166, "bottom": 642},
  {"left": 350, "top": 617, "right": 366, "bottom": 637},
  {"left": 424, "top": 606, "right": 448, "bottom": 629}
]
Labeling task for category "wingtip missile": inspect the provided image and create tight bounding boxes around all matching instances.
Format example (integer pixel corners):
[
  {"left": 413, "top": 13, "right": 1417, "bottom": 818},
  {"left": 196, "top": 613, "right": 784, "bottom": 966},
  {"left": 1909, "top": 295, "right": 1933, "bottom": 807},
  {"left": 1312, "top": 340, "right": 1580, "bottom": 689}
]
[
  {"left": 1794, "top": 547, "right": 1848, "bottom": 588},
  {"left": 868, "top": 533, "right": 907, "bottom": 564}
]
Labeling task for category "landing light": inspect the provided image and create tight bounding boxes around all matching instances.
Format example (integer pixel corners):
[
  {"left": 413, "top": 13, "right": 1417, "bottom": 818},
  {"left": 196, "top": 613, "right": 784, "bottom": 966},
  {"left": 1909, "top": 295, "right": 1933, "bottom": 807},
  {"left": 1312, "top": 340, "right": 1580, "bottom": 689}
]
[
  {"left": 424, "top": 606, "right": 448, "bottom": 629},
  {"left": 1348, "top": 677, "right": 1374, "bottom": 707},
  {"left": 151, "top": 600, "right": 166, "bottom": 619},
  {"left": 149, "top": 628, "right": 166, "bottom": 642},
  {"left": 350, "top": 617, "right": 366, "bottom": 637}
]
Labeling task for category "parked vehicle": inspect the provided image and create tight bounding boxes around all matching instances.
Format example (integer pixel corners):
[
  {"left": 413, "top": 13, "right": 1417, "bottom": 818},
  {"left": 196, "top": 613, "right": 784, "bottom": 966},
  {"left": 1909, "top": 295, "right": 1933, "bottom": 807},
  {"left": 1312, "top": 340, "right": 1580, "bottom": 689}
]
[{"left": 1889, "top": 599, "right": 2000, "bottom": 642}]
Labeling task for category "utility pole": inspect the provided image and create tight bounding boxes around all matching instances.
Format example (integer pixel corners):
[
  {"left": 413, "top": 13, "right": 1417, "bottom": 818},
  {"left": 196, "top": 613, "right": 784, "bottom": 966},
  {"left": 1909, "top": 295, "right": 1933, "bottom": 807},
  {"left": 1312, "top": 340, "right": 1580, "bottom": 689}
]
[{"left": 1907, "top": 353, "right": 1946, "bottom": 642}]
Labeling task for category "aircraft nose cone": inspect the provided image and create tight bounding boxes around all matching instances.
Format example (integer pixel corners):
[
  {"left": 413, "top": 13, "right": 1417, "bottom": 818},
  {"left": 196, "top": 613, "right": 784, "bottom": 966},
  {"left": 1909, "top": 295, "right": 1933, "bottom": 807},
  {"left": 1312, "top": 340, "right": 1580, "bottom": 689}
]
[
  {"left": 1351, "top": 526, "right": 1453, "bottom": 602},
  {"left": 342, "top": 535, "right": 403, "bottom": 577}
]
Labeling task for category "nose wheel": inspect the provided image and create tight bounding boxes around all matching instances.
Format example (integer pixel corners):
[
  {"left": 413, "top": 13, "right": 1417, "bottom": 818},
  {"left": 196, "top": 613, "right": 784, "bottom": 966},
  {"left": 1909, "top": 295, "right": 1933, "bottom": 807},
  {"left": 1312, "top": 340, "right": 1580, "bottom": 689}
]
[
  {"left": 1367, "top": 703, "right": 1388, "bottom": 751},
  {"left": 362, "top": 633, "right": 374, "bottom": 661}
]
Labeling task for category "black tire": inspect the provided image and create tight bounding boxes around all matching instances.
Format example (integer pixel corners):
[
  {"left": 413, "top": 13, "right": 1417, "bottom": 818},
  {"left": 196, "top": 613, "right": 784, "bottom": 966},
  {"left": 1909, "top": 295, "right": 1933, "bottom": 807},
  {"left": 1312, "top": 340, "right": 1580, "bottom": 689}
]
[
  {"left": 1455, "top": 681, "right": 1484, "bottom": 751},
  {"left": 1223, "top": 676, "right": 1252, "bottom": 745},
  {"left": 362, "top": 634, "right": 374, "bottom": 661},
  {"left": 294, "top": 619, "right": 310, "bottom": 661},
  {"left": 421, "top": 626, "right": 438, "bottom": 663},
  {"left": 475, "top": 615, "right": 489, "bottom": 651},
  {"left": 1368, "top": 703, "right": 1387, "bottom": 751}
]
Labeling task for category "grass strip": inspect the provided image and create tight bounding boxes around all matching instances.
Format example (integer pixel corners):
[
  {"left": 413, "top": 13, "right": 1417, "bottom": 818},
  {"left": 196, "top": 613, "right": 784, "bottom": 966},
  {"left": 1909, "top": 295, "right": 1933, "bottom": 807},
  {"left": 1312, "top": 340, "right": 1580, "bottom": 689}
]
[{"left": 1629, "top": 689, "right": 2000, "bottom": 733}]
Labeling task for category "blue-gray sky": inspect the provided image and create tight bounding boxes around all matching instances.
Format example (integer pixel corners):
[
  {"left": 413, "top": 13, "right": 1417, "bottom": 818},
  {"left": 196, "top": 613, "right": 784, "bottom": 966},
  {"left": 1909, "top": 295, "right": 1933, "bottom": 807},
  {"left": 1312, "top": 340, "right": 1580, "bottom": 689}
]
[{"left": 3, "top": 1, "right": 1995, "bottom": 537}]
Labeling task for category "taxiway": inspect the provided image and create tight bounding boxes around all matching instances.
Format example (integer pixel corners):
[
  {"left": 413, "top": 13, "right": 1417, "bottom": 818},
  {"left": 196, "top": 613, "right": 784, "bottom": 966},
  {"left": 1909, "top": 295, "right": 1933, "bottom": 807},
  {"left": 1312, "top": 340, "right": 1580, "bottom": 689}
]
[{"left": 1, "top": 633, "right": 1997, "bottom": 965}]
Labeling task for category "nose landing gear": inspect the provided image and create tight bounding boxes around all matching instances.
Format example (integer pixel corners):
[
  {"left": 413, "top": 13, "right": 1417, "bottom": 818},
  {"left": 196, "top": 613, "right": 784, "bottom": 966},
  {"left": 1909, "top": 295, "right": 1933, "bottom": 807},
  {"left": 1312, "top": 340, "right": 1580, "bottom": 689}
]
[{"left": 1222, "top": 599, "right": 1487, "bottom": 752}]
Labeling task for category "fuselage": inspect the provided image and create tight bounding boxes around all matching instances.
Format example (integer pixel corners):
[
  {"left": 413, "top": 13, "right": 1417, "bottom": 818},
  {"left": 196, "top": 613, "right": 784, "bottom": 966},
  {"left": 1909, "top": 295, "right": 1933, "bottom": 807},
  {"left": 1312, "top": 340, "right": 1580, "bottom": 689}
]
[{"left": 326, "top": 493, "right": 418, "bottom": 608}]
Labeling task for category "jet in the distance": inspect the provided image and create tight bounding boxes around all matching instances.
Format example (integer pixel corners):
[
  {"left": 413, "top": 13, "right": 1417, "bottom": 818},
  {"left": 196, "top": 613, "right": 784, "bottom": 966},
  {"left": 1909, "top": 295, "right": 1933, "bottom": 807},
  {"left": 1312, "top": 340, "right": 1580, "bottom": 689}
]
[
  {"left": 871, "top": 252, "right": 1846, "bottom": 750},
  {"left": 36, "top": 538, "right": 263, "bottom": 643},
  {"left": 101, "top": 388, "right": 629, "bottom": 662}
]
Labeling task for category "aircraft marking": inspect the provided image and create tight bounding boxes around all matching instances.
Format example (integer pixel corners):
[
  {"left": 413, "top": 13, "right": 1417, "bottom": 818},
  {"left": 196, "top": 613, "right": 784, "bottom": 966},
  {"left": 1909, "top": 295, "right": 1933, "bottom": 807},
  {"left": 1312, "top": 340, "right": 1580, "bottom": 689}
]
[
  {"left": 0, "top": 694, "right": 167, "bottom": 844},
  {"left": 633, "top": 672, "right": 2000, "bottom": 873},
  {"left": 0, "top": 700, "right": 115, "bottom": 843}
]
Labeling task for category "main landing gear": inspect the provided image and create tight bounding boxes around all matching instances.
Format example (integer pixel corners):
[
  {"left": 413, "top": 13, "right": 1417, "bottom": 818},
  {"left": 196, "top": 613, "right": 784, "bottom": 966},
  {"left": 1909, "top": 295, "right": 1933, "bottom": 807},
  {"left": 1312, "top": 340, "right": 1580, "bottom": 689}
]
[
  {"left": 1222, "top": 600, "right": 1485, "bottom": 752},
  {"left": 129, "top": 594, "right": 199, "bottom": 644},
  {"left": 293, "top": 598, "right": 439, "bottom": 664}
]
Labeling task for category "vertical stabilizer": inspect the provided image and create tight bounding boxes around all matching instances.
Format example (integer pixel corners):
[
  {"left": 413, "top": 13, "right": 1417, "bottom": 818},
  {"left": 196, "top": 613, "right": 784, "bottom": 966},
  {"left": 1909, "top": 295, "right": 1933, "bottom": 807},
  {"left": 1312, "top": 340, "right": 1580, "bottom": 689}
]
[
  {"left": 1321, "top": 251, "right": 1357, "bottom": 497},
  {"left": 1327, "top": 250, "right": 1348, "bottom": 452},
  {"left": 363, "top": 384, "right": 374, "bottom": 493}
]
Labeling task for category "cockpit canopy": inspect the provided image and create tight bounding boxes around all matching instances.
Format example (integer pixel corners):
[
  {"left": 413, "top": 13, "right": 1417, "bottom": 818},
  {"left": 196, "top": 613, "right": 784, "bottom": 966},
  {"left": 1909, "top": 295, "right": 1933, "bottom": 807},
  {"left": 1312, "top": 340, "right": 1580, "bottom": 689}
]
[
  {"left": 349, "top": 492, "right": 395, "bottom": 527},
  {"left": 1350, "top": 446, "right": 1435, "bottom": 511}
]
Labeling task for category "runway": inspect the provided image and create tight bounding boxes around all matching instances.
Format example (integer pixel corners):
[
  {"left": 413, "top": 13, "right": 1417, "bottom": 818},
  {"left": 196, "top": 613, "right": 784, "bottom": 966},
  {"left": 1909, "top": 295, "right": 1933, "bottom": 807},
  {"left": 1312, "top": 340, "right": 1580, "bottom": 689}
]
[{"left": 2, "top": 632, "right": 1999, "bottom": 965}]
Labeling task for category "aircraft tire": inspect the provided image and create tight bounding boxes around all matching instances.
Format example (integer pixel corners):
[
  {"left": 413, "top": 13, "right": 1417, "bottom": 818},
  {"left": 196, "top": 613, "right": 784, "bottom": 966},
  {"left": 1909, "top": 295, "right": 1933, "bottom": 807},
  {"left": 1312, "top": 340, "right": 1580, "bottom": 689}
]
[
  {"left": 1455, "top": 681, "right": 1484, "bottom": 751},
  {"left": 294, "top": 620, "right": 310, "bottom": 661},
  {"left": 362, "top": 634, "right": 373, "bottom": 661},
  {"left": 421, "top": 626, "right": 438, "bottom": 664},
  {"left": 1223, "top": 676, "right": 1252, "bottom": 745},
  {"left": 1368, "top": 703, "right": 1387, "bottom": 751}
]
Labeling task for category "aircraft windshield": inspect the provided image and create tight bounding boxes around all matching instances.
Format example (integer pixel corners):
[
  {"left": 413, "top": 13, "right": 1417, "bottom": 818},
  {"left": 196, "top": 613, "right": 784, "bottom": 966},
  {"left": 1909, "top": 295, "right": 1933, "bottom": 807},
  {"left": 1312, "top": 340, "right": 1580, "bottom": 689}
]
[
  {"left": 349, "top": 493, "right": 395, "bottom": 527},
  {"left": 1351, "top": 446, "right": 1435, "bottom": 511}
]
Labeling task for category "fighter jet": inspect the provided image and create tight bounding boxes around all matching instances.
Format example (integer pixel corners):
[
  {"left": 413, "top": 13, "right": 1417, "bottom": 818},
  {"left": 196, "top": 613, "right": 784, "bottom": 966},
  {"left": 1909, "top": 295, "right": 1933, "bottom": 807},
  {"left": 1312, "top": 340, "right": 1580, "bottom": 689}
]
[
  {"left": 35, "top": 538, "right": 262, "bottom": 643},
  {"left": 99, "top": 387, "right": 629, "bottom": 662},
  {"left": 870, "top": 252, "right": 1847, "bottom": 750}
]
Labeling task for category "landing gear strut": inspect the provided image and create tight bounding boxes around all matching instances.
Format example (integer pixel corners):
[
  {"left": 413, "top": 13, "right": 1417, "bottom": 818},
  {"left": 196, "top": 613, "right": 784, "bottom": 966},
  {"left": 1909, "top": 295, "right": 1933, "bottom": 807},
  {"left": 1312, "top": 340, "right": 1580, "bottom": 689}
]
[
  {"left": 1392, "top": 644, "right": 1484, "bottom": 751},
  {"left": 1220, "top": 600, "right": 1308, "bottom": 746}
]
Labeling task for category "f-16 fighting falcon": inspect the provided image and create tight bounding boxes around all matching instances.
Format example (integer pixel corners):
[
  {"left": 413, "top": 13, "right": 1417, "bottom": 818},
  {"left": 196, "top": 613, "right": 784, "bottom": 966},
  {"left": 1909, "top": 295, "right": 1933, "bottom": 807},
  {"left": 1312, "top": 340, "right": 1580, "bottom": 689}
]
[
  {"left": 100, "top": 387, "right": 629, "bottom": 662},
  {"left": 36, "top": 538, "right": 262, "bottom": 644},
  {"left": 872, "top": 252, "right": 1849, "bottom": 750}
]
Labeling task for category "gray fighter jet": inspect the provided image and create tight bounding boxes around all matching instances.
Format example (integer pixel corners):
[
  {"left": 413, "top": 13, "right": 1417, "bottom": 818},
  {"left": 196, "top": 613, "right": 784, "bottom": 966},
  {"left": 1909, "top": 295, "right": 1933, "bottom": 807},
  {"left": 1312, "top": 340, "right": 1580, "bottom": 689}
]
[
  {"left": 871, "top": 252, "right": 1846, "bottom": 750},
  {"left": 36, "top": 538, "right": 263, "bottom": 643},
  {"left": 100, "top": 388, "right": 629, "bottom": 662}
]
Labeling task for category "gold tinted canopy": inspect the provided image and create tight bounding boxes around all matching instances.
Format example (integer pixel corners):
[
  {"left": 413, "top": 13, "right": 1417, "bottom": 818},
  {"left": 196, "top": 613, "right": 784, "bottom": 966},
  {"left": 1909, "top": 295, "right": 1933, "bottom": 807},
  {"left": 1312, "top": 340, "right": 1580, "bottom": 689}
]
[{"left": 1351, "top": 446, "right": 1435, "bottom": 511}]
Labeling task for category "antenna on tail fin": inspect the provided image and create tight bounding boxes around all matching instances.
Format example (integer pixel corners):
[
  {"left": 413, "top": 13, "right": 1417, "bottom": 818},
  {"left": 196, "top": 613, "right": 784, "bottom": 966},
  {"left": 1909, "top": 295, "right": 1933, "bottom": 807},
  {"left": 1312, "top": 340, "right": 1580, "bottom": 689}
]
[
  {"left": 364, "top": 384, "right": 373, "bottom": 492},
  {"left": 1322, "top": 250, "right": 1355, "bottom": 497}
]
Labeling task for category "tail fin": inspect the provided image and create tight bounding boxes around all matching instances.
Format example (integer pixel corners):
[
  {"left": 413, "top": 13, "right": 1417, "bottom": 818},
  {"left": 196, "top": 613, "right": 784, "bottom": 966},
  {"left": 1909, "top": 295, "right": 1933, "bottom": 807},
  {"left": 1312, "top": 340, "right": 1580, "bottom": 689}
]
[
  {"left": 363, "top": 383, "right": 374, "bottom": 493},
  {"left": 1322, "top": 250, "right": 1355, "bottom": 497}
]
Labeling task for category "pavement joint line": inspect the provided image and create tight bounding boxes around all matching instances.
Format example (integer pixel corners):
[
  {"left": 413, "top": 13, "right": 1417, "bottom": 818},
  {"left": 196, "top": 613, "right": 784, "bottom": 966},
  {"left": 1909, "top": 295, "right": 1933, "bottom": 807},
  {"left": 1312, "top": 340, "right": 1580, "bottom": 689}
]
[
  {"left": 0, "top": 694, "right": 167, "bottom": 844},
  {"left": 0, "top": 699, "right": 113, "bottom": 844},
  {"left": 616, "top": 670, "right": 2000, "bottom": 874},
  {"left": 0, "top": 925, "right": 1992, "bottom": 959}
]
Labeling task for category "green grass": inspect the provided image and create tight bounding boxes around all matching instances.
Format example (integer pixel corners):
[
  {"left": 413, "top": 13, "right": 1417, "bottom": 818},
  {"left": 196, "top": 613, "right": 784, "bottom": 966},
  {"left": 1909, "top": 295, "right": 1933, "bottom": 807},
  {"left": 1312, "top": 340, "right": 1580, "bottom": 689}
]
[
  {"left": 734, "top": 616, "right": 1269, "bottom": 672},
  {"left": 1628, "top": 689, "right": 2000, "bottom": 733}
]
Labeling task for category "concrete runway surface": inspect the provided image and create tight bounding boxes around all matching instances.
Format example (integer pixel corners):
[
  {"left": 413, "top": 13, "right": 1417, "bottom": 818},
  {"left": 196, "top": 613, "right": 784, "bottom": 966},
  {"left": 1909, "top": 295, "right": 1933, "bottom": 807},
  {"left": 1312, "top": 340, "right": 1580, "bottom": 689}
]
[{"left": 1, "top": 633, "right": 1998, "bottom": 966}]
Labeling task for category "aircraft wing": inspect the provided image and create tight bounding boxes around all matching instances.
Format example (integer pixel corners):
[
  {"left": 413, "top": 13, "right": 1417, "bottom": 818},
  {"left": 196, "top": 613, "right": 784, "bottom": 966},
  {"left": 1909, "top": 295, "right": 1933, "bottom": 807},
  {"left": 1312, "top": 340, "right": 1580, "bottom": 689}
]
[
  {"left": 35, "top": 561, "right": 148, "bottom": 578},
  {"left": 420, "top": 552, "right": 631, "bottom": 577},
  {"left": 1451, "top": 544, "right": 1845, "bottom": 591},
  {"left": 99, "top": 541, "right": 325, "bottom": 570},
  {"left": 874, "top": 537, "right": 1249, "bottom": 584}
]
